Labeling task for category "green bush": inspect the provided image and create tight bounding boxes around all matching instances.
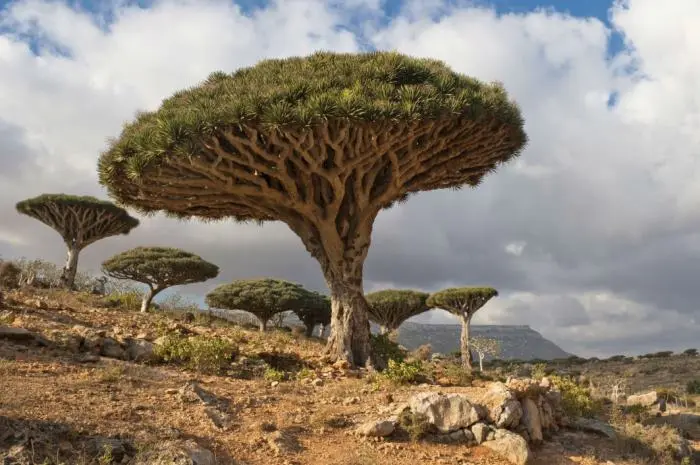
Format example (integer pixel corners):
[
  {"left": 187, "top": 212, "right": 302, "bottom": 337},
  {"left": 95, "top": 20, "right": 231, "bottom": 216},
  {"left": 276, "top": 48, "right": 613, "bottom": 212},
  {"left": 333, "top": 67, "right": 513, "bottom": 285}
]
[
  {"left": 398, "top": 409, "right": 430, "bottom": 442},
  {"left": 550, "top": 375, "right": 603, "bottom": 418},
  {"left": 370, "top": 333, "right": 406, "bottom": 363},
  {"left": 264, "top": 366, "right": 285, "bottom": 382},
  {"left": 531, "top": 363, "right": 548, "bottom": 380},
  {"left": 683, "top": 348, "right": 698, "bottom": 356},
  {"left": 685, "top": 379, "right": 700, "bottom": 395},
  {"left": 382, "top": 359, "right": 424, "bottom": 385},
  {"left": 154, "top": 335, "right": 237, "bottom": 374}
]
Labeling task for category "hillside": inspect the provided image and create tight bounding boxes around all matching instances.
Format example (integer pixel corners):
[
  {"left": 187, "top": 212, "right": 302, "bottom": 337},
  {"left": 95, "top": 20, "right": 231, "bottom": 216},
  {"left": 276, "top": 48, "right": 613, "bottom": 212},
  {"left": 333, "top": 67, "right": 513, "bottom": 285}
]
[
  {"left": 0, "top": 288, "right": 698, "bottom": 465},
  {"left": 395, "top": 323, "right": 573, "bottom": 360}
]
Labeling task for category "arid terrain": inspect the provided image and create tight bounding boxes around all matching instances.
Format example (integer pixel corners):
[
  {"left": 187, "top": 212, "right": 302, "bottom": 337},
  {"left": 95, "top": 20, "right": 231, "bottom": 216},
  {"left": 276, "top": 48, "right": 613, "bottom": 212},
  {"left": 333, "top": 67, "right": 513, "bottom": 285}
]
[{"left": 0, "top": 288, "right": 698, "bottom": 465}]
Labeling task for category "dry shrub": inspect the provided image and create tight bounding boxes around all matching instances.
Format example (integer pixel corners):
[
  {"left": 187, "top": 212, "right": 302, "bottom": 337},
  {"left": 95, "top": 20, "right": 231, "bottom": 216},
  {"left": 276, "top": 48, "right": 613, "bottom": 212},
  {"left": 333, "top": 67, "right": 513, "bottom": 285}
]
[
  {"left": 410, "top": 343, "right": 432, "bottom": 361},
  {"left": 616, "top": 421, "right": 690, "bottom": 463},
  {"left": 0, "top": 261, "right": 21, "bottom": 289}
]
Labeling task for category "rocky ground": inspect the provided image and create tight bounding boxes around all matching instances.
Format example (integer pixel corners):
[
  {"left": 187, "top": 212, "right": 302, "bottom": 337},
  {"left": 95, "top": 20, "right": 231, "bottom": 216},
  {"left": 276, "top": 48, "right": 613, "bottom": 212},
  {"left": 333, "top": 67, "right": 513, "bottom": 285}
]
[{"left": 0, "top": 288, "right": 698, "bottom": 465}]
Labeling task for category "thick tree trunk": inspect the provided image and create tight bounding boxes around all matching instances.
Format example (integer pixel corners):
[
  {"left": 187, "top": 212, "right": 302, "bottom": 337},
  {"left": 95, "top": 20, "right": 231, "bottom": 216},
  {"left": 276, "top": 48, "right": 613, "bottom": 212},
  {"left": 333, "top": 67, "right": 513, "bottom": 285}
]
[
  {"left": 140, "top": 286, "right": 163, "bottom": 313},
  {"left": 60, "top": 246, "right": 80, "bottom": 290},
  {"left": 324, "top": 277, "right": 373, "bottom": 368},
  {"left": 259, "top": 318, "right": 268, "bottom": 332},
  {"left": 460, "top": 313, "right": 473, "bottom": 371},
  {"left": 304, "top": 323, "right": 314, "bottom": 338}
]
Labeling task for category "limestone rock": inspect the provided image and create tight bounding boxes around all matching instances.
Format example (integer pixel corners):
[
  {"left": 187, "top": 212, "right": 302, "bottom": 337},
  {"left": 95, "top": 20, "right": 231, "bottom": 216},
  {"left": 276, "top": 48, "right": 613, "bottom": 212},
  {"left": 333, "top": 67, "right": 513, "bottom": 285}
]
[
  {"left": 483, "top": 428, "right": 532, "bottom": 465},
  {"left": 477, "top": 382, "right": 523, "bottom": 429},
  {"left": 408, "top": 392, "right": 483, "bottom": 433},
  {"left": 571, "top": 417, "right": 616, "bottom": 439},
  {"left": 356, "top": 419, "right": 395, "bottom": 437},
  {"left": 180, "top": 441, "right": 216, "bottom": 465},
  {"left": 100, "top": 337, "right": 126, "bottom": 359},
  {"left": 266, "top": 430, "right": 302, "bottom": 455},
  {"left": 520, "top": 398, "right": 543, "bottom": 443},
  {"left": 626, "top": 391, "right": 658, "bottom": 407},
  {"left": 126, "top": 339, "right": 156, "bottom": 362},
  {"left": 470, "top": 422, "right": 490, "bottom": 444}
]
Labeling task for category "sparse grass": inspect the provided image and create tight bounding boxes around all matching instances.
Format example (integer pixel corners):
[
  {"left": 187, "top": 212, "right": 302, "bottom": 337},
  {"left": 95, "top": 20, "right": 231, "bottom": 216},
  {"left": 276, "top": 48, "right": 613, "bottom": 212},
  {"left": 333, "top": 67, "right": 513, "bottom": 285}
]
[
  {"left": 263, "top": 366, "right": 285, "bottom": 382},
  {"left": 100, "top": 290, "right": 143, "bottom": 312},
  {"left": 438, "top": 361, "right": 473, "bottom": 386},
  {"left": 97, "top": 365, "right": 127, "bottom": 383},
  {"left": 616, "top": 421, "right": 689, "bottom": 464}
]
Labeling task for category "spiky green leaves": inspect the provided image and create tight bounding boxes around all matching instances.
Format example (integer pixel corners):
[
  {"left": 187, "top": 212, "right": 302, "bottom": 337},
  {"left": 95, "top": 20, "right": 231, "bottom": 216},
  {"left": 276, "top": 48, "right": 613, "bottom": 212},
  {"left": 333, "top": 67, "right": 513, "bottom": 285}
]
[
  {"left": 101, "top": 247, "right": 219, "bottom": 289},
  {"left": 16, "top": 194, "right": 139, "bottom": 248},
  {"left": 98, "top": 51, "right": 527, "bottom": 218},
  {"left": 205, "top": 278, "right": 321, "bottom": 328},
  {"left": 426, "top": 287, "right": 498, "bottom": 316},
  {"left": 366, "top": 289, "right": 430, "bottom": 332}
]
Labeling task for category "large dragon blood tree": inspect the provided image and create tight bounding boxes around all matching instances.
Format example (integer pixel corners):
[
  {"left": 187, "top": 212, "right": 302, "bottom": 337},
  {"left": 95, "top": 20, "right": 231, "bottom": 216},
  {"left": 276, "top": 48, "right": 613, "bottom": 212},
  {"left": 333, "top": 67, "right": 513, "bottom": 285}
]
[
  {"left": 16, "top": 194, "right": 139, "bottom": 289},
  {"left": 97, "top": 51, "right": 527, "bottom": 368}
]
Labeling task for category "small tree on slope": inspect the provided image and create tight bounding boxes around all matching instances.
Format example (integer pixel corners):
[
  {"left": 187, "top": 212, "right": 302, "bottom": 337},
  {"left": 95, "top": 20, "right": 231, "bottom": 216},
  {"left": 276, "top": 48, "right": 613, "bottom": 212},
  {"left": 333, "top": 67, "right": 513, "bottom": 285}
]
[
  {"left": 470, "top": 336, "right": 501, "bottom": 372},
  {"left": 206, "top": 278, "right": 316, "bottom": 332},
  {"left": 426, "top": 287, "right": 498, "bottom": 371},
  {"left": 366, "top": 289, "right": 430, "bottom": 335},
  {"left": 294, "top": 292, "right": 331, "bottom": 337},
  {"left": 16, "top": 194, "right": 139, "bottom": 289},
  {"left": 101, "top": 247, "right": 219, "bottom": 312},
  {"left": 97, "top": 51, "right": 527, "bottom": 367}
]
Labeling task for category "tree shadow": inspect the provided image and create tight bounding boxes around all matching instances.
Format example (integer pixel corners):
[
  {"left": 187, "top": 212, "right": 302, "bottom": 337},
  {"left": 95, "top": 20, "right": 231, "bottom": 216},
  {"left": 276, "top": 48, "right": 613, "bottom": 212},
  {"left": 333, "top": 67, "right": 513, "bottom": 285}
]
[{"left": 0, "top": 415, "right": 236, "bottom": 465}]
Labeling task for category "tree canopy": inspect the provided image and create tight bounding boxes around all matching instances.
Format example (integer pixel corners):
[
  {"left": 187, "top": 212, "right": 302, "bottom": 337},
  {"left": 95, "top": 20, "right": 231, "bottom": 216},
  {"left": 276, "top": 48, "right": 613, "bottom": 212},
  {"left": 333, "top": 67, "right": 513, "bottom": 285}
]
[
  {"left": 16, "top": 194, "right": 139, "bottom": 288},
  {"left": 97, "top": 50, "right": 526, "bottom": 367},
  {"left": 205, "top": 278, "right": 317, "bottom": 331},
  {"left": 426, "top": 287, "right": 498, "bottom": 315},
  {"left": 366, "top": 289, "right": 429, "bottom": 333},
  {"left": 16, "top": 194, "right": 139, "bottom": 246},
  {"left": 293, "top": 291, "right": 331, "bottom": 337},
  {"left": 102, "top": 246, "right": 219, "bottom": 312}
]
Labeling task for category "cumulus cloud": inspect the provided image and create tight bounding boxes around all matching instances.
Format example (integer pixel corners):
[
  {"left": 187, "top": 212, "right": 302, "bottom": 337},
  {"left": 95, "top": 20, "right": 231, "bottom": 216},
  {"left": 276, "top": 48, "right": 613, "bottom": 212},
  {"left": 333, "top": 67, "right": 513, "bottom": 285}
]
[{"left": 0, "top": 0, "right": 698, "bottom": 357}]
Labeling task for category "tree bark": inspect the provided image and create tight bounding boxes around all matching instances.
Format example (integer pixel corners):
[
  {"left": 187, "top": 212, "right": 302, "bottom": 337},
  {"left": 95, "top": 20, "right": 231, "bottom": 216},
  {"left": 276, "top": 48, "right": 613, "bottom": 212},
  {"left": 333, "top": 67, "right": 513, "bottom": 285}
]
[
  {"left": 460, "top": 312, "right": 473, "bottom": 371},
  {"left": 60, "top": 246, "right": 81, "bottom": 290},
  {"left": 324, "top": 276, "right": 373, "bottom": 368},
  {"left": 304, "top": 322, "right": 314, "bottom": 337},
  {"left": 259, "top": 318, "right": 268, "bottom": 332},
  {"left": 140, "top": 286, "right": 163, "bottom": 313}
]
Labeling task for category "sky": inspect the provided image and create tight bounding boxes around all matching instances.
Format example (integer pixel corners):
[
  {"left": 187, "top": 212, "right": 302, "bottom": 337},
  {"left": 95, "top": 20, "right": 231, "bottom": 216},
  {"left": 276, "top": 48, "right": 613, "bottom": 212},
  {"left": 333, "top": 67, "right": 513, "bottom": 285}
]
[{"left": 0, "top": 0, "right": 699, "bottom": 358}]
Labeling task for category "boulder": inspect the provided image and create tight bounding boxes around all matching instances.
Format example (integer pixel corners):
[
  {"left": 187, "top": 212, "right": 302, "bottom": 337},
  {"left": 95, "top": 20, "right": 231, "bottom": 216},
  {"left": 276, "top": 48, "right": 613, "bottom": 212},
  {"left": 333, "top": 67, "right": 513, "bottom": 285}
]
[
  {"left": 126, "top": 339, "right": 156, "bottom": 362},
  {"left": 470, "top": 422, "right": 490, "bottom": 444},
  {"left": 477, "top": 382, "right": 523, "bottom": 429},
  {"left": 483, "top": 428, "right": 532, "bottom": 465},
  {"left": 266, "top": 430, "right": 302, "bottom": 455},
  {"left": 626, "top": 391, "right": 658, "bottom": 407},
  {"left": 520, "top": 398, "right": 543, "bottom": 443},
  {"left": 0, "top": 326, "right": 50, "bottom": 346},
  {"left": 356, "top": 419, "right": 395, "bottom": 437},
  {"left": 571, "top": 417, "right": 616, "bottom": 439},
  {"left": 100, "top": 337, "right": 126, "bottom": 359},
  {"left": 180, "top": 441, "right": 216, "bottom": 465},
  {"left": 408, "top": 392, "right": 483, "bottom": 433}
]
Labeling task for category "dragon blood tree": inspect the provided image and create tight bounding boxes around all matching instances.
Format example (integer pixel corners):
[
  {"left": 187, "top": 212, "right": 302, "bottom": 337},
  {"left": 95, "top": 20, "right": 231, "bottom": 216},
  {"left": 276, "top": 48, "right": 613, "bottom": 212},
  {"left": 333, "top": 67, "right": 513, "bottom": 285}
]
[
  {"left": 97, "top": 51, "right": 527, "bottom": 367},
  {"left": 16, "top": 194, "right": 139, "bottom": 289},
  {"left": 366, "top": 289, "right": 429, "bottom": 335},
  {"left": 427, "top": 287, "right": 498, "bottom": 371},
  {"left": 205, "top": 278, "right": 314, "bottom": 332},
  {"left": 101, "top": 246, "right": 219, "bottom": 312},
  {"left": 294, "top": 291, "right": 331, "bottom": 337}
]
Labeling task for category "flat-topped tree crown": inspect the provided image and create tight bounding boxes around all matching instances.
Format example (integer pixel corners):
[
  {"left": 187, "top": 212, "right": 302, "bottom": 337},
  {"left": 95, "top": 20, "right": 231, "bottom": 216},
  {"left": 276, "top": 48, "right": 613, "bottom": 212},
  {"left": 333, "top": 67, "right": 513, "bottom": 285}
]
[
  {"left": 16, "top": 194, "right": 139, "bottom": 289},
  {"left": 206, "top": 278, "right": 317, "bottom": 332},
  {"left": 427, "top": 286, "right": 498, "bottom": 371},
  {"left": 294, "top": 291, "right": 331, "bottom": 337},
  {"left": 426, "top": 287, "right": 498, "bottom": 314},
  {"left": 102, "top": 246, "right": 219, "bottom": 312},
  {"left": 98, "top": 50, "right": 526, "bottom": 368},
  {"left": 366, "top": 289, "right": 430, "bottom": 334}
]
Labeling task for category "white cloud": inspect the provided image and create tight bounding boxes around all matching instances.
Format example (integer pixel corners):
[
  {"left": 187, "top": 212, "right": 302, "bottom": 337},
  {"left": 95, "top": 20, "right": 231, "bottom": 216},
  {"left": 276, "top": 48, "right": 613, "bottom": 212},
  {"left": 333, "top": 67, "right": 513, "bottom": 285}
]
[{"left": 0, "top": 0, "right": 698, "bottom": 357}]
